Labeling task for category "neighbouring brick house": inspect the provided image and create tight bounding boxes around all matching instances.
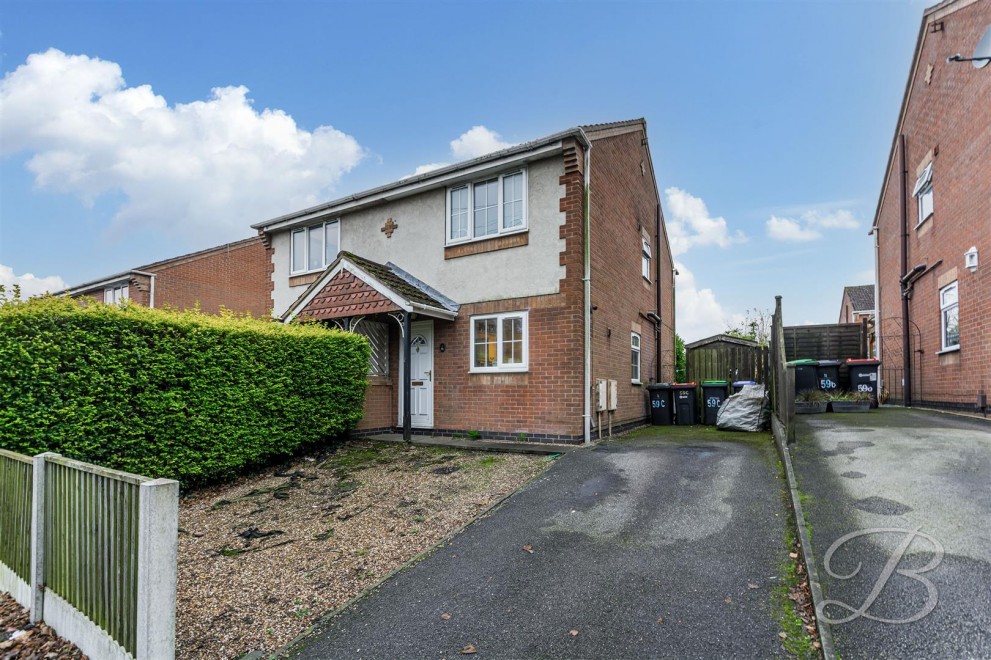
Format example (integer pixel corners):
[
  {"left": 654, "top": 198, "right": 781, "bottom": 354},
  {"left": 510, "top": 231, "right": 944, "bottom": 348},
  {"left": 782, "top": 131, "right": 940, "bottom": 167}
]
[
  {"left": 58, "top": 237, "right": 271, "bottom": 317},
  {"left": 871, "top": 0, "right": 990, "bottom": 410},
  {"left": 254, "top": 119, "right": 676, "bottom": 443},
  {"left": 838, "top": 284, "right": 877, "bottom": 357}
]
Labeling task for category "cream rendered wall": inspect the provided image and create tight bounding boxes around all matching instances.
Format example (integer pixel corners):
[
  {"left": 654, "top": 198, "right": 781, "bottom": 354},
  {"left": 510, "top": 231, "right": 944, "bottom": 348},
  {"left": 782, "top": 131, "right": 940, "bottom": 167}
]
[{"left": 270, "top": 156, "right": 566, "bottom": 317}]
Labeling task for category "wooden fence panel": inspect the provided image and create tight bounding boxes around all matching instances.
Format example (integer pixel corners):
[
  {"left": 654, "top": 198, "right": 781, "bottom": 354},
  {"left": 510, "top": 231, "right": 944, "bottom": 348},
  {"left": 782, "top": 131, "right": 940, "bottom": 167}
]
[
  {"left": 0, "top": 449, "right": 33, "bottom": 585},
  {"left": 45, "top": 456, "right": 145, "bottom": 657},
  {"left": 783, "top": 323, "right": 866, "bottom": 362},
  {"left": 686, "top": 344, "right": 769, "bottom": 384}
]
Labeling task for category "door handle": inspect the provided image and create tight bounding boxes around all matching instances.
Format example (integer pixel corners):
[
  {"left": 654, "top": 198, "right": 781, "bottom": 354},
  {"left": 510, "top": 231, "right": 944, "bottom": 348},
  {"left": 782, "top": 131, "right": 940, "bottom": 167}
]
[{"left": 425, "top": 370, "right": 432, "bottom": 381}]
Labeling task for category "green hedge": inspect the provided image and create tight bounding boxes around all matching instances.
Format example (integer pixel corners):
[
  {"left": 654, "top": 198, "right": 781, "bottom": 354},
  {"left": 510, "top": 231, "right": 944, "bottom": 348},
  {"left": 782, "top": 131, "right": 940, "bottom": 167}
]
[{"left": 0, "top": 296, "right": 369, "bottom": 486}]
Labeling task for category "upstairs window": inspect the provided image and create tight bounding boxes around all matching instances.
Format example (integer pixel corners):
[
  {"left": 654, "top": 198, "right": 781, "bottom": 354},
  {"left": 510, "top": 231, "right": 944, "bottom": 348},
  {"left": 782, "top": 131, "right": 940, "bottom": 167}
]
[
  {"left": 940, "top": 282, "right": 959, "bottom": 351},
  {"left": 641, "top": 236, "right": 652, "bottom": 281},
  {"left": 631, "top": 332, "right": 642, "bottom": 383},
  {"left": 913, "top": 162, "right": 933, "bottom": 226},
  {"left": 104, "top": 284, "right": 128, "bottom": 305},
  {"left": 448, "top": 169, "right": 527, "bottom": 244},
  {"left": 291, "top": 219, "right": 340, "bottom": 275},
  {"left": 470, "top": 311, "right": 528, "bottom": 372}
]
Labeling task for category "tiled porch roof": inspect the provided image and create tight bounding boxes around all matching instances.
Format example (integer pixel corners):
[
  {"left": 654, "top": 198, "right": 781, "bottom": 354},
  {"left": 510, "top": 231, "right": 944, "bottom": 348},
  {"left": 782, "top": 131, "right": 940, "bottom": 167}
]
[{"left": 282, "top": 251, "right": 459, "bottom": 323}]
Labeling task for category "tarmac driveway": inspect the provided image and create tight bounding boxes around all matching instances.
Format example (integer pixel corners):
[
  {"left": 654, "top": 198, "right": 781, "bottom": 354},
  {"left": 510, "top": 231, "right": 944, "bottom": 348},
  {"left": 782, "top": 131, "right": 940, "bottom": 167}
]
[
  {"left": 292, "top": 429, "right": 790, "bottom": 659},
  {"left": 791, "top": 407, "right": 991, "bottom": 658}
]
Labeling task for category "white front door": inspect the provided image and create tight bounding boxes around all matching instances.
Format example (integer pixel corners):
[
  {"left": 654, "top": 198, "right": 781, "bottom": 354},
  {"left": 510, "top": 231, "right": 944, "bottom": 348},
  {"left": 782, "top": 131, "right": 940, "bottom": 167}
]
[{"left": 402, "top": 320, "right": 434, "bottom": 428}]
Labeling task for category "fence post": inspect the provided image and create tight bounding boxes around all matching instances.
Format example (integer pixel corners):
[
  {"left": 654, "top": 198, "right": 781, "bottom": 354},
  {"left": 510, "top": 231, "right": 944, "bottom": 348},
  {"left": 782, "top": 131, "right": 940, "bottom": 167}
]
[
  {"left": 786, "top": 365, "right": 796, "bottom": 443},
  {"left": 135, "top": 478, "right": 179, "bottom": 660},
  {"left": 29, "top": 452, "right": 58, "bottom": 624}
]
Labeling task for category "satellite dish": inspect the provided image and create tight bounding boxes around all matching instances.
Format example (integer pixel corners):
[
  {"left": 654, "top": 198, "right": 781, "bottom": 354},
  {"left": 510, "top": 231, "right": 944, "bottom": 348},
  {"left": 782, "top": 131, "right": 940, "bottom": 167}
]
[{"left": 974, "top": 24, "right": 991, "bottom": 69}]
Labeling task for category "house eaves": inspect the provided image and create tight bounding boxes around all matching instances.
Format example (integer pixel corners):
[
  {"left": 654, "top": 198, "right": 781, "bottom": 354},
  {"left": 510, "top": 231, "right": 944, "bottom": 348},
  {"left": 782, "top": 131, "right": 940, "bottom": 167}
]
[
  {"left": 55, "top": 270, "right": 153, "bottom": 297},
  {"left": 871, "top": 0, "right": 979, "bottom": 232},
  {"left": 252, "top": 127, "right": 591, "bottom": 234}
]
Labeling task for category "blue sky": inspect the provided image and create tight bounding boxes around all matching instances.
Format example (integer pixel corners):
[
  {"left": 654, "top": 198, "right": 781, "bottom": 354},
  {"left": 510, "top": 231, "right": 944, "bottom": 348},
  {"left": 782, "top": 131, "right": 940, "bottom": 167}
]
[{"left": 0, "top": 0, "right": 929, "bottom": 340}]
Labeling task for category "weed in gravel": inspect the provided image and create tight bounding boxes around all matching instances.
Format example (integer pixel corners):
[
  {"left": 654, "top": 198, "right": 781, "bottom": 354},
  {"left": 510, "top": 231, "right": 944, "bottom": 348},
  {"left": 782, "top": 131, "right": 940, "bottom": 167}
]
[
  {"left": 412, "top": 515, "right": 426, "bottom": 522},
  {"left": 773, "top": 530, "right": 819, "bottom": 658},
  {"left": 314, "top": 527, "right": 335, "bottom": 541},
  {"left": 478, "top": 456, "right": 500, "bottom": 468},
  {"left": 467, "top": 430, "right": 482, "bottom": 441}
]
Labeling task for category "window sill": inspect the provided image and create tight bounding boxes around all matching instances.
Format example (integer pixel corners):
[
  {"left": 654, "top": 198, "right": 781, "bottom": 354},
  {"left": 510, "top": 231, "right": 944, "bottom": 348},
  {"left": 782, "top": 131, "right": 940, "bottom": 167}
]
[
  {"left": 470, "top": 368, "right": 529, "bottom": 375},
  {"left": 631, "top": 380, "right": 642, "bottom": 385},
  {"left": 915, "top": 214, "right": 933, "bottom": 230},
  {"left": 936, "top": 347, "right": 960, "bottom": 355},
  {"left": 289, "top": 272, "right": 323, "bottom": 287},
  {"left": 445, "top": 231, "right": 529, "bottom": 260}
]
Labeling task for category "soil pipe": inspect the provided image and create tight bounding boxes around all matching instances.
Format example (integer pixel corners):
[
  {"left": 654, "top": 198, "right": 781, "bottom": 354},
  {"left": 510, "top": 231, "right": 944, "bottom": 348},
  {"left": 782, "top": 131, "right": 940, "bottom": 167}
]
[
  {"left": 655, "top": 203, "right": 663, "bottom": 382},
  {"left": 403, "top": 312, "right": 412, "bottom": 441},
  {"left": 899, "top": 134, "right": 913, "bottom": 407}
]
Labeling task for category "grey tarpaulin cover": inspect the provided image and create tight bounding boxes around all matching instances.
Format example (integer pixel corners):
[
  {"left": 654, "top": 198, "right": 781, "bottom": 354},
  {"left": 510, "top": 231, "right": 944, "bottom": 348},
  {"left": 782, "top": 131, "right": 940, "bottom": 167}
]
[{"left": 716, "top": 384, "right": 768, "bottom": 432}]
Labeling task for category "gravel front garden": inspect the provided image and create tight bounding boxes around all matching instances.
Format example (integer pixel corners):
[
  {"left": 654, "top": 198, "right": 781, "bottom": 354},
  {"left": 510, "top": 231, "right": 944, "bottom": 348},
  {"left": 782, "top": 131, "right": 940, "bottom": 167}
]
[{"left": 175, "top": 440, "right": 551, "bottom": 659}]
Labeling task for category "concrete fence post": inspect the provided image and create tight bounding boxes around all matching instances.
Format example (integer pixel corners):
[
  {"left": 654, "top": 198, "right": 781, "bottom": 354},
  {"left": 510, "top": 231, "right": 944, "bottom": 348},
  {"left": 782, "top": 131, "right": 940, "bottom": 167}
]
[
  {"left": 29, "top": 452, "right": 58, "bottom": 624},
  {"left": 135, "top": 478, "right": 179, "bottom": 660}
]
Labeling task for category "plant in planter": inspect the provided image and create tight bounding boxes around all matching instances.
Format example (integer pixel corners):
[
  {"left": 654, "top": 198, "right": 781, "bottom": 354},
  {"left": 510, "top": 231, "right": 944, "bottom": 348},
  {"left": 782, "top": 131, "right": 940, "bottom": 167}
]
[
  {"left": 830, "top": 390, "right": 872, "bottom": 413},
  {"left": 795, "top": 389, "right": 830, "bottom": 414}
]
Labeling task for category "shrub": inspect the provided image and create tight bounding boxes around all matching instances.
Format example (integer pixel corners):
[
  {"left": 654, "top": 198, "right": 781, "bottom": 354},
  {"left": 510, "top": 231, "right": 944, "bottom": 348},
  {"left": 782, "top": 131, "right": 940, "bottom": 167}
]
[
  {"left": 795, "top": 389, "right": 830, "bottom": 403},
  {"left": 830, "top": 390, "right": 873, "bottom": 402},
  {"left": 0, "top": 296, "right": 369, "bottom": 486}
]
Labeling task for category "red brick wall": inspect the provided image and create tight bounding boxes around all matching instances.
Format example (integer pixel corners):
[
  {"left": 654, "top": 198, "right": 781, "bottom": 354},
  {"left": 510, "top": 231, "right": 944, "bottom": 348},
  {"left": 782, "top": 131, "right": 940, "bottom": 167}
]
[
  {"left": 588, "top": 128, "right": 674, "bottom": 429},
  {"left": 875, "top": 0, "right": 991, "bottom": 408},
  {"left": 149, "top": 238, "right": 272, "bottom": 316}
]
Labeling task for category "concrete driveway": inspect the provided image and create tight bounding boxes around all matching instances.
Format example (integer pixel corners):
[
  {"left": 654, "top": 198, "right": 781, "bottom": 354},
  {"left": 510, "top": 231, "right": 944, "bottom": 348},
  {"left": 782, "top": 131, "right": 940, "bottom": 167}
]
[
  {"left": 292, "top": 428, "right": 791, "bottom": 659},
  {"left": 791, "top": 407, "right": 991, "bottom": 658}
]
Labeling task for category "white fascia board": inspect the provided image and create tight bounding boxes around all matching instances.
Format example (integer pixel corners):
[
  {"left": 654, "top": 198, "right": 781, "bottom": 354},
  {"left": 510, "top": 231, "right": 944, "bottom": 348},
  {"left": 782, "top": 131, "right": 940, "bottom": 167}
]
[
  {"left": 259, "top": 143, "right": 563, "bottom": 234},
  {"left": 59, "top": 272, "right": 143, "bottom": 297}
]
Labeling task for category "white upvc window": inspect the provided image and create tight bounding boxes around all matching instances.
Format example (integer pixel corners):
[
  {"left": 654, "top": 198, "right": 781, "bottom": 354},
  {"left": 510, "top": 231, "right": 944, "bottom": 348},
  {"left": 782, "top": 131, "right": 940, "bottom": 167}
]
[
  {"left": 447, "top": 169, "right": 527, "bottom": 244},
  {"left": 641, "top": 236, "right": 652, "bottom": 281},
  {"left": 940, "top": 281, "right": 959, "bottom": 351},
  {"left": 631, "top": 332, "right": 642, "bottom": 383},
  {"left": 290, "top": 219, "right": 341, "bottom": 275},
  {"left": 913, "top": 162, "right": 933, "bottom": 226},
  {"left": 104, "top": 284, "right": 129, "bottom": 305},
  {"left": 470, "top": 311, "right": 528, "bottom": 372}
]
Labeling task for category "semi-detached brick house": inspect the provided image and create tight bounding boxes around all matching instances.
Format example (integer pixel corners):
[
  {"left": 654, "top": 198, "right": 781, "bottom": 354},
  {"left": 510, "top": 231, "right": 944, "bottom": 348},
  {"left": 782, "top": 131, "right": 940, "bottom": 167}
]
[
  {"left": 871, "top": 0, "right": 991, "bottom": 411},
  {"left": 58, "top": 236, "right": 271, "bottom": 317},
  {"left": 254, "top": 119, "right": 676, "bottom": 443}
]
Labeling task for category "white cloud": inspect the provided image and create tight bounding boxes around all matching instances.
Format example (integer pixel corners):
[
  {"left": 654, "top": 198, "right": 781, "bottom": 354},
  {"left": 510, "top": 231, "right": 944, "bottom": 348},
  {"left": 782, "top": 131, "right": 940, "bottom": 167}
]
[
  {"left": 0, "top": 49, "right": 365, "bottom": 243},
  {"left": 0, "top": 264, "right": 65, "bottom": 298},
  {"left": 802, "top": 209, "right": 858, "bottom": 229},
  {"left": 412, "top": 163, "right": 447, "bottom": 176},
  {"left": 674, "top": 261, "right": 744, "bottom": 343},
  {"left": 765, "top": 208, "right": 859, "bottom": 242},
  {"left": 410, "top": 125, "right": 515, "bottom": 176},
  {"left": 766, "top": 216, "right": 822, "bottom": 242},
  {"left": 450, "top": 125, "right": 512, "bottom": 161},
  {"left": 663, "top": 187, "right": 747, "bottom": 257}
]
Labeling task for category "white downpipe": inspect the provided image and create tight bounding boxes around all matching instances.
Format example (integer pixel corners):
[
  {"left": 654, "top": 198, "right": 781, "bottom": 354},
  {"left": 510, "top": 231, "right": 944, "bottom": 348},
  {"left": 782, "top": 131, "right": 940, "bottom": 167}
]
[{"left": 580, "top": 129, "right": 592, "bottom": 446}]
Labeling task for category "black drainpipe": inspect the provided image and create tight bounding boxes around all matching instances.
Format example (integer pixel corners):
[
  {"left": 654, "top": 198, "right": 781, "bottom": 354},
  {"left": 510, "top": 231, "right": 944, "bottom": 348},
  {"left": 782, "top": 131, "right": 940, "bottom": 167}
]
[
  {"left": 655, "top": 203, "right": 663, "bottom": 382},
  {"left": 899, "top": 134, "right": 913, "bottom": 407}
]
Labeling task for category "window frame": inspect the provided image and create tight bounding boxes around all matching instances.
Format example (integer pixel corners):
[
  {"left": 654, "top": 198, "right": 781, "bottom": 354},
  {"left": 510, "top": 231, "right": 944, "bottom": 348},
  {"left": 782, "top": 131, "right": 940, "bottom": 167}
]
[
  {"left": 469, "top": 310, "right": 529, "bottom": 373},
  {"left": 290, "top": 219, "right": 341, "bottom": 275},
  {"left": 446, "top": 168, "right": 528, "bottom": 246},
  {"left": 631, "top": 332, "right": 642, "bottom": 384},
  {"left": 104, "top": 283, "right": 129, "bottom": 305},
  {"left": 913, "top": 162, "right": 934, "bottom": 227},
  {"left": 641, "top": 236, "right": 652, "bottom": 282},
  {"left": 939, "top": 281, "right": 960, "bottom": 352}
]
